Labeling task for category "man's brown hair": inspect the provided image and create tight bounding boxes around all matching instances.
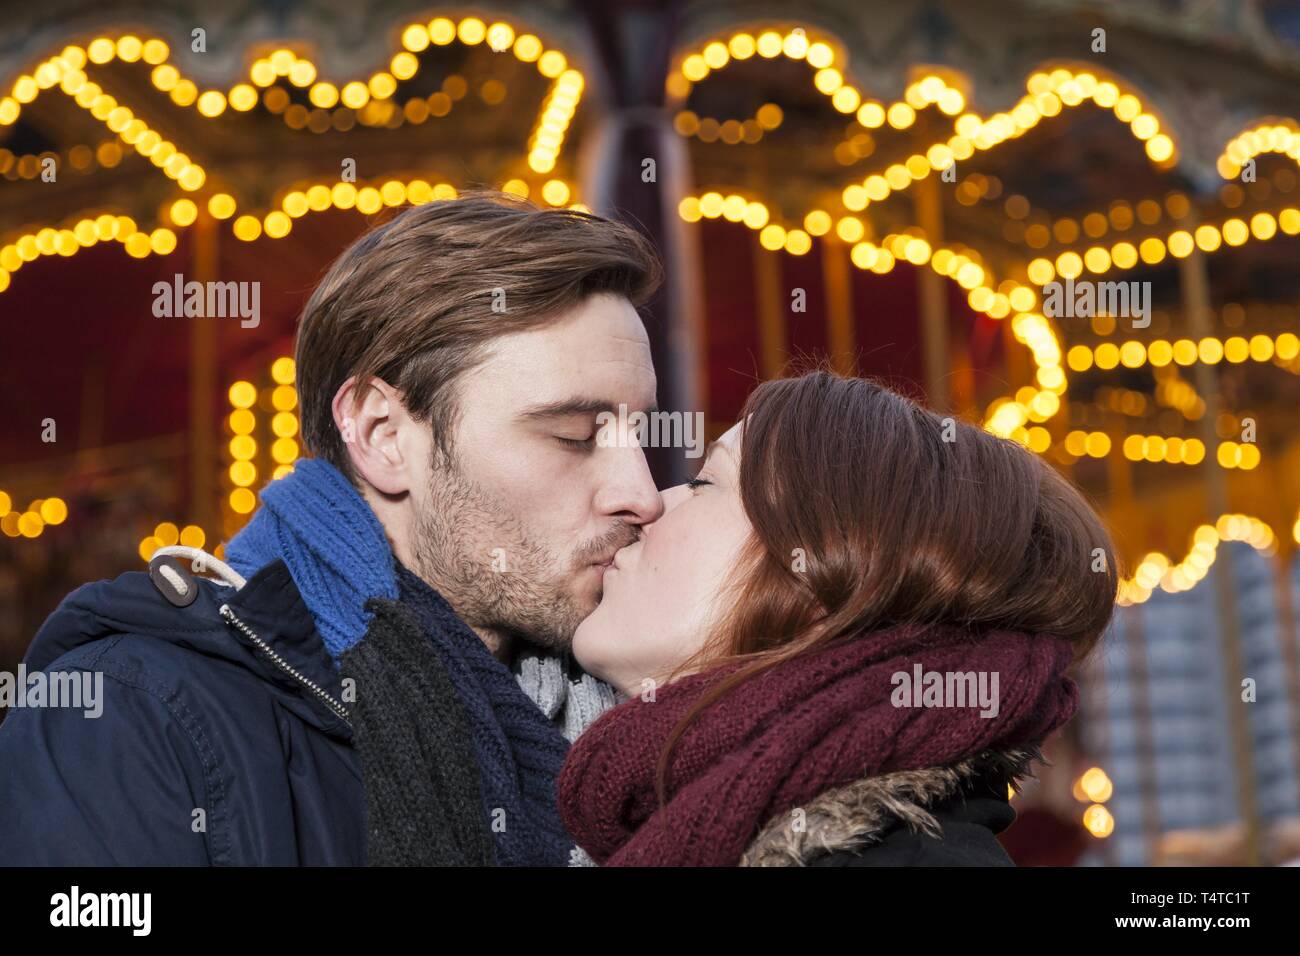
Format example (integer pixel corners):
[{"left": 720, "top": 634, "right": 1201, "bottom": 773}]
[{"left": 295, "top": 191, "right": 663, "bottom": 478}]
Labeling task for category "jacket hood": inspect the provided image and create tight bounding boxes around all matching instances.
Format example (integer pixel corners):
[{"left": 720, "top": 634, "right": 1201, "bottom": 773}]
[
  {"left": 24, "top": 554, "right": 350, "bottom": 738},
  {"left": 740, "top": 745, "right": 1040, "bottom": 866}
]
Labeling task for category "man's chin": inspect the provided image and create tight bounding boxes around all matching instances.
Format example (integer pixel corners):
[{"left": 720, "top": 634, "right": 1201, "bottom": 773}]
[
  {"left": 520, "top": 588, "right": 595, "bottom": 653},
  {"left": 565, "top": 578, "right": 606, "bottom": 633},
  {"left": 578, "top": 562, "right": 610, "bottom": 600},
  {"left": 494, "top": 569, "right": 604, "bottom": 652},
  {"left": 574, "top": 589, "right": 603, "bottom": 625}
]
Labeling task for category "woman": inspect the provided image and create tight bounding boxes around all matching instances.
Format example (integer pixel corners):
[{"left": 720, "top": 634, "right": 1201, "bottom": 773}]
[{"left": 558, "top": 370, "right": 1117, "bottom": 866}]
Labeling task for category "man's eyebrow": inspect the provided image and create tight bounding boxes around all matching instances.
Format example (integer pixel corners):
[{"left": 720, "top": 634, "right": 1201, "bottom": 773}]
[{"left": 515, "top": 398, "right": 659, "bottom": 421}]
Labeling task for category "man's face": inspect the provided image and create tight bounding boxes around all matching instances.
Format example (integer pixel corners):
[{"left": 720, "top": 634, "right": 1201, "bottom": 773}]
[{"left": 409, "top": 292, "right": 663, "bottom": 651}]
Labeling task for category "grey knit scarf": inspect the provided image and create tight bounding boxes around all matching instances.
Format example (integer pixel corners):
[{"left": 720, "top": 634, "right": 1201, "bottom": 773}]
[
  {"left": 514, "top": 648, "right": 621, "bottom": 744},
  {"left": 513, "top": 648, "right": 622, "bottom": 866}
]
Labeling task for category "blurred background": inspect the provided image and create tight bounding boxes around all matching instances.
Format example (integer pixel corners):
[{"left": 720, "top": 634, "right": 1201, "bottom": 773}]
[{"left": 2, "top": 0, "right": 1300, "bottom": 865}]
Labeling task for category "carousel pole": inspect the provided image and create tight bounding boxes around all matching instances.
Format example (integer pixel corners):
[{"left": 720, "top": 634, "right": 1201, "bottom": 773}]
[
  {"left": 1105, "top": 410, "right": 1134, "bottom": 505},
  {"left": 822, "top": 238, "right": 857, "bottom": 376},
  {"left": 1179, "top": 239, "right": 1262, "bottom": 865},
  {"left": 915, "top": 173, "right": 949, "bottom": 411},
  {"left": 576, "top": 0, "right": 699, "bottom": 487},
  {"left": 752, "top": 233, "right": 786, "bottom": 379},
  {"left": 189, "top": 213, "right": 218, "bottom": 537}
]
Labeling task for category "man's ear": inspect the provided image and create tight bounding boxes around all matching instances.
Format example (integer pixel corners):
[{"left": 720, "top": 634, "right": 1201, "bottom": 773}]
[{"left": 331, "top": 376, "right": 414, "bottom": 496}]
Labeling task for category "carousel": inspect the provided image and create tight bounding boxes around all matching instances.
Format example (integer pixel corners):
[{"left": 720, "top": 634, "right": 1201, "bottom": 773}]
[{"left": 2, "top": 0, "right": 1299, "bottom": 864}]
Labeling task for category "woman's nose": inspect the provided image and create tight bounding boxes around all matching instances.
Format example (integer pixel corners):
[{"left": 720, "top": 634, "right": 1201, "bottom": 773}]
[{"left": 655, "top": 483, "right": 692, "bottom": 520}]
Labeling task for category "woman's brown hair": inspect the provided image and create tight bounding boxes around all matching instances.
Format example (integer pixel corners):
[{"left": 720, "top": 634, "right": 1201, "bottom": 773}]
[{"left": 656, "top": 370, "right": 1117, "bottom": 798}]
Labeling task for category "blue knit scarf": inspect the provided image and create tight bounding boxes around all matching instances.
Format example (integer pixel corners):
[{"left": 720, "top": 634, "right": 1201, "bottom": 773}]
[
  {"left": 394, "top": 564, "right": 574, "bottom": 866},
  {"left": 224, "top": 459, "right": 397, "bottom": 659},
  {"left": 224, "top": 458, "right": 575, "bottom": 866}
]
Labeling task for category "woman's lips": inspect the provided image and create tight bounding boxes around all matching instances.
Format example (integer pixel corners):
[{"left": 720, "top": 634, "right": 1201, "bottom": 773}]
[{"left": 597, "top": 540, "right": 638, "bottom": 580}]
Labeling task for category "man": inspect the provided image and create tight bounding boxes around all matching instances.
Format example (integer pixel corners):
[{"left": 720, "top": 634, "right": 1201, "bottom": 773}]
[{"left": 0, "top": 192, "right": 665, "bottom": 865}]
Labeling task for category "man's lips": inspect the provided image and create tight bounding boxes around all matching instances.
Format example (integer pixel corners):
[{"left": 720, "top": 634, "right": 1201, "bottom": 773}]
[
  {"left": 590, "top": 544, "right": 631, "bottom": 568},
  {"left": 588, "top": 531, "right": 638, "bottom": 573},
  {"left": 590, "top": 557, "right": 616, "bottom": 582},
  {"left": 608, "top": 542, "right": 638, "bottom": 571}
]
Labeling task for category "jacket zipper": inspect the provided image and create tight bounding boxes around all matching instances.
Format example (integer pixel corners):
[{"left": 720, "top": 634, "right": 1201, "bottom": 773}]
[{"left": 219, "top": 604, "right": 352, "bottom": 728}]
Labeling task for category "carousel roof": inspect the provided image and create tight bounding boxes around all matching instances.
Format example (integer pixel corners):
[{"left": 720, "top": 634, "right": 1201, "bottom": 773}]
[{"left": 1, "top": 0, "right": 1299, "bottom": 605}]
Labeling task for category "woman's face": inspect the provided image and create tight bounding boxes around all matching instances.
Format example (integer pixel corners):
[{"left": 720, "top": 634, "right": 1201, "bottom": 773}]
[{"left": 572, "top": 420, "right": 752, "bottom": 696}]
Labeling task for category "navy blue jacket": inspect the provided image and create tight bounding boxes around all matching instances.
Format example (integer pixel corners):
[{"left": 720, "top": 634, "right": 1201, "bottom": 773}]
[{"left": 0, "top": 560, "right": 366, "bottom": 865}]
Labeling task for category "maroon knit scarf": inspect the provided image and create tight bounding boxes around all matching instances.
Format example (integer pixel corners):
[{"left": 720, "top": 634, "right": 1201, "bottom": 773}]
[{"left": 558, "top": 624, "right": 1078, "bottom": 866}]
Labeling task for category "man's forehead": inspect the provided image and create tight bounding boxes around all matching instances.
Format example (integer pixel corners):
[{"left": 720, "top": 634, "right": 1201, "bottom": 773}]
[
  {"left": 479, "top": 300, "right": 654, "bottom": 387},
  {"left": 455, "top": 343, "right": 652, "bottom": 431}
]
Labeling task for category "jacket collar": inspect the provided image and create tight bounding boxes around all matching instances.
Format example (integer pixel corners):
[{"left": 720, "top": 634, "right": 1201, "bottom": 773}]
[
  {"left": 26, "top": 553, "right": 351, "bottom": 740},
  {"left": 214, "top": 558, "right": 353, "bottom": 739},
  {"left": 740, "top": 746, "right": 1039, "bottom": 866}
]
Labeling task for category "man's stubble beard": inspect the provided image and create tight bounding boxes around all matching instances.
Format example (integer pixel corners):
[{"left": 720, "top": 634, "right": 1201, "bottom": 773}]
[{"left": 410, "top": 451, "right": 612, "bottom": 652}]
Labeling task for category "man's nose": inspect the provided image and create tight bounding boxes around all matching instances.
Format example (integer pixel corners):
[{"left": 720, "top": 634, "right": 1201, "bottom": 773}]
[{"left": 596, "top": 445, "right": 664, "bottom": 526}]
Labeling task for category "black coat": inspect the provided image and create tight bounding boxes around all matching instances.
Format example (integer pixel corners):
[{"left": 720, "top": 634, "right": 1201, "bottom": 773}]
[
  {"left": 811, "top": 770, "right": 1016, "bottom": 866},
  {"left": 741, "top": 750, "right": 1033, "bottom": 867},
  {"left": 0, "top": 560, "right": 367, "bottom": 864}
]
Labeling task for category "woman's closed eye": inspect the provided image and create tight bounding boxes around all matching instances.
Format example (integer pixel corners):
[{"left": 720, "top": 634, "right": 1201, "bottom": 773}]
[{"left": 685, "top": 476, "right": 713, "bottom": 490}]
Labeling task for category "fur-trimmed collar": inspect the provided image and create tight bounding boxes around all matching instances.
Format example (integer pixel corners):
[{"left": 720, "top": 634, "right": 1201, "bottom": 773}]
[{"left": 740, "top": 746, "right": 1042, "bottom": 866}]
